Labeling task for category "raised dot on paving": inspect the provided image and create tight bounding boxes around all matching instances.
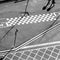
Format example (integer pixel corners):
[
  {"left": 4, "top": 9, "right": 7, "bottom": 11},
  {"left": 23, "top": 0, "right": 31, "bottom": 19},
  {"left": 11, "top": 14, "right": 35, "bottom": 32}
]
[
  {"left": 12, "top": 17, "right": 18, "bottom": 25},
  {"left": 36, "top": 14, "right": 42, "bottom": 23},
  {"left": 33, "top": 15, "right": 40, "bottom": 23},
  {"left": 17, "top": 16, "right": 26, "bottom": 25},
  {"left": 43, "top": 13, "right": 50, "bottom": 22},
  {"left": 29, "top": 15, "right": 35, "bottom": 24},
  {"left": 8, "top": 18, "right": 16, "bottom": 27},
  {"left": 7, "top": 18, "right": 13, "bottom": 24},
  {"left": 24, "top": 16, "right": 30, "bottom": 24},
  {"left": 19, "top": 16, "right": 26, "bottom": 25},
  {"left": 50, "top": 15, "right": 56, "bottom": 21},
  {"left": 46, "top": 13, "right": 53, "bottom": 21},
  {"left": 6, "top": 18, "right": 10, "bottom": 21},
  {"left": 37, "top": 14, "right": 45, "bottom": 23},
  {"left": 6, "top": 18, "right": 14, "bottom": 27},
  {"left": 41, "top": 14, "right": 47, "bottom": 22},
  {"left": 40, "top": 14, "right": 46, "bottom": 22},
  {"left": 30, "top": 15, "right": 38, "bottom": 23},
  {"left": 16, "top": 17, "right": 21, "bottom": 25}
]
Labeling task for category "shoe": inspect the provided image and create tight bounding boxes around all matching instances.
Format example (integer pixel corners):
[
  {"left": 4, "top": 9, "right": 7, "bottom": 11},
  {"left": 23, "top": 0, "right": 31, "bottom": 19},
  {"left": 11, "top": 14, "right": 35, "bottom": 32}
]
[
  {"left": 47, "top": 7, "right": 51, "bottom": 11},
  {"left": 42, "top": 6, "right": 47, "bottom": 10},
  {"left": 47, "top": 3, "right": 55, "bottom": 11}
]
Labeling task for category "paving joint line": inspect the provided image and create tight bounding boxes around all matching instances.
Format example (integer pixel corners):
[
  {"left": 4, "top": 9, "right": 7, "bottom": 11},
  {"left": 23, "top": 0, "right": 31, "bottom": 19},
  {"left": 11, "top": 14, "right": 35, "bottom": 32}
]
[
  {"left": 40, "top": 47, "right": 48, "bottom": 60},
  {"left": 56, "top": 46, "right": 60, "bottom": 60},
  {"left": 33, "top": 48, "right": 40, "bottom": 60},
  {"left": 47, "top": 46, "right": 56, "bottom": 60}
]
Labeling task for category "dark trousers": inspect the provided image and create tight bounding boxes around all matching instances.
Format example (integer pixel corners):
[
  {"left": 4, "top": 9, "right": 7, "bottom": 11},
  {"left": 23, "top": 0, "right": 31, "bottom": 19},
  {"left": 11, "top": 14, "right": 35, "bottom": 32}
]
[
  {"left": 42, "top": 0, "right": 56, "bottom": 11},
  {"left": 45, "top": 0, "right": 55, "bottom": 7}
]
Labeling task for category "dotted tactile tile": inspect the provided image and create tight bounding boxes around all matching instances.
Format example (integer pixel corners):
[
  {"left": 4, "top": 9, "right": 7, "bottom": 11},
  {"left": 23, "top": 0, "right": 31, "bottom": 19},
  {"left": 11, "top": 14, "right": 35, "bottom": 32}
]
[{"left": 3, "top": 45, "right": 60, "bottom": 60}]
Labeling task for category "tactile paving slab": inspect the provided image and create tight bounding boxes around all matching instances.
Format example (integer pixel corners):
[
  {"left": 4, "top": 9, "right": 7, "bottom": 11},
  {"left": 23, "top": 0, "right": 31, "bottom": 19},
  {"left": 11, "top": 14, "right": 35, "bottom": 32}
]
[{"left": 3, "top": 45, "right": 60, "bottom": 60}]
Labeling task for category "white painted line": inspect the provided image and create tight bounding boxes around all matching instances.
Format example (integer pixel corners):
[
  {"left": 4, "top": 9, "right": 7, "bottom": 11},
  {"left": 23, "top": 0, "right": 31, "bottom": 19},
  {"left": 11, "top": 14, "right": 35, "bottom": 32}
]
[{"left": 20, "top": 41, "right": 60, "bottom": 49}]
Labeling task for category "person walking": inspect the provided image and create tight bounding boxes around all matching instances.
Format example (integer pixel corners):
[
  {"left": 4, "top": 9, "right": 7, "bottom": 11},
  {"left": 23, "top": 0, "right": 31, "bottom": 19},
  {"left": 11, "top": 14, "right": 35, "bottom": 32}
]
[{"left": 42, "top": 0, "right": 56, "bottom": 11}]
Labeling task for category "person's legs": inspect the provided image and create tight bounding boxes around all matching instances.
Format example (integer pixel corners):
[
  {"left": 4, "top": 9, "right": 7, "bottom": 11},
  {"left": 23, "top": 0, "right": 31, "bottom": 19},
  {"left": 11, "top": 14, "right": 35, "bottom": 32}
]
[
  {"left": 47, "top": 0, "right": 56, "bottom": 11},
  {"left": 52, "top": 0, "right": 56, "bottom": 4},
  {"left": 42, "top": 0, "right": 51, "bottom": 10}
]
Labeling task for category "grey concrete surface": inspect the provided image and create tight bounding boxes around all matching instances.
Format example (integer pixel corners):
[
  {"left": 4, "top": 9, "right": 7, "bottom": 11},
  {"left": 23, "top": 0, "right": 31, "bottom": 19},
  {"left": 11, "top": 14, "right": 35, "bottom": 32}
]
[
  {"left": 0, "top": 0, "right": 60, "bottom": 52},
  {"left": 26, "top": 22, "right": 60, "bottom": 46}
]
